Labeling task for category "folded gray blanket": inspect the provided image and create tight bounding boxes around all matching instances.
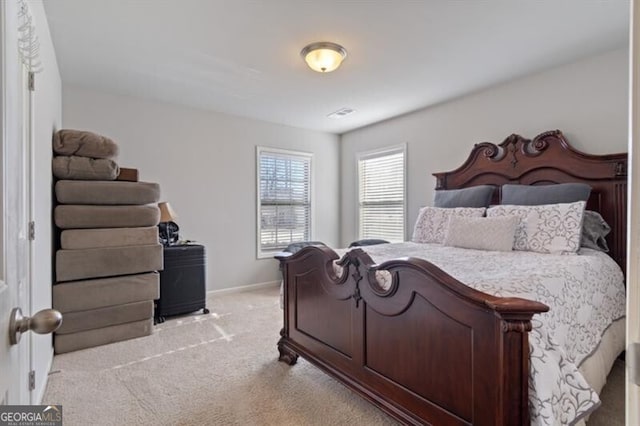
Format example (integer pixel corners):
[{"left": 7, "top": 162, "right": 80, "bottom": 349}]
[
  {"left": 52, "top": 156, "right": 119, "bottom": 180},
  {"left": 53, "top": 129, "right": 119, "bottom": 159}
]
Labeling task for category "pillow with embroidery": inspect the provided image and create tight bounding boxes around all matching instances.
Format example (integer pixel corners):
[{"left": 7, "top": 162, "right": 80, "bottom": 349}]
[
  {"left": 486, "top": 201, "right": 586, "bottom": 254},
  {"left": 412, "top": 207, "right": 486, "bottom": 244},
  {"left": 443, "top": 215, "right": 518, "bottom": 252}
]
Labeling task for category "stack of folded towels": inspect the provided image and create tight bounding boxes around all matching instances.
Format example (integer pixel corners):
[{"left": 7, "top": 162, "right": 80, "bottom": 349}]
[{"left": 52, "top": 129, "right": 163, "bottom": 354}]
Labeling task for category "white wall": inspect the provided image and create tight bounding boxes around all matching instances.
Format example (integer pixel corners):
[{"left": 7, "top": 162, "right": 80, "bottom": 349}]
[
  {"left": 62, "top": 87, "right": 340, "bottom": 290},
  {"left": 628, "top": 2, "right": 640, "bottom": 422},
  {"left": 340, "top": 47, "right": 629, "bottom": 246},
  {"left": 30, "top": 1, "right": 62, "bottom": 404},
  {"left": 62, "top": 48, "right": 628, "bottom": 289}
]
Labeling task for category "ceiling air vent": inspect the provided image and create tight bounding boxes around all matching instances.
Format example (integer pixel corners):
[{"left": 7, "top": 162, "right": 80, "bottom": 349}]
[{"left": 327, "top": 108, "right": 355, "bottom": 119}]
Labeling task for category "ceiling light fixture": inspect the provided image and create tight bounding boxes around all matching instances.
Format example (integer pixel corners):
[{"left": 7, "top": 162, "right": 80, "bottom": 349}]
[
  {"left": 300, "top": 42, "right": 347, "bottom": 73},
  {"left": 327, "top": 108, "right": 356, "bottom": 119}
]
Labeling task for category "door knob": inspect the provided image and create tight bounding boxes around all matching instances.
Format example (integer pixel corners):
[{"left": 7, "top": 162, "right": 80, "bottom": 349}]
[{"left": 9, "top": 308, "right": 63, "bottom": 345}]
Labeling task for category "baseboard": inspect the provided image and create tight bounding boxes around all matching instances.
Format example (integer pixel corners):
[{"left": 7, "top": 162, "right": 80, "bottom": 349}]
[
  {"left": 34, "top": 346, "right": 54, "bottom": 404},
  {"left": 207, "top": 280, "right": 280, "bottom": 296}
]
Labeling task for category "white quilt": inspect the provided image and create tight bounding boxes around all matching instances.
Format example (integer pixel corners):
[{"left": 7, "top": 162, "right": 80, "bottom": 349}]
[{"left": 339, "top": 242, "right": 625, "bottom": 426}]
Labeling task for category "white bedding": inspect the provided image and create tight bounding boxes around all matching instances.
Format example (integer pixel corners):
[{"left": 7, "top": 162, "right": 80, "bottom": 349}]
[{"left": 335, "top": 242, "right": 625, "bottom": 426}]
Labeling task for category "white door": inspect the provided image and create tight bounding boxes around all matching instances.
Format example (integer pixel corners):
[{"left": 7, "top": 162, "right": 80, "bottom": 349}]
[
  {"left": 630, "top": 1, "right": 640, "bottom": 424},
  {"left": 0, "top": 0, "right": 33, "bottom": 405}
]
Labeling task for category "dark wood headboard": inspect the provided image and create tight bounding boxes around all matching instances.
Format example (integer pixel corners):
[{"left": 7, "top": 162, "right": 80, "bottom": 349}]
[{"left": 433, "top": 130, "right": 628, "bottom": 272}]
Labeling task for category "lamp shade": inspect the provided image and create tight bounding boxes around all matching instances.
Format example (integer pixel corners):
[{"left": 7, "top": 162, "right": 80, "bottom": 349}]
[
  {"left": 300, "top": 42, "right": 347, "bottom": 73},
  {"left": 158, "top": 202, "right": 178, "bottom": 222}
]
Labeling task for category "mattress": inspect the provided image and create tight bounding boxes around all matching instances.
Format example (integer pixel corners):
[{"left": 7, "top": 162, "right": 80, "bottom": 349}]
[
  {"left": 579, "top": 318, "right": 625, "bottom": 394},
  {"left": 575, "top": 317, "right": 625, "bottom": 426},
  {"left": 55, "top": 204, "right": 160, "bottom": 229},
  {"left": 60, "top": 227, "right": 158, "bottom": 250},
  {"left": 53, "top": 272, "right": 159, "bottom": 312},
  {"left": 56, "top": 244, "right": 163, "bottom": 282},
  {"left": 55, "top": 180, "right": 160, "bottom": 205},
  {"left": 56, "top": 300, "right": 153, "bottom": 334}
]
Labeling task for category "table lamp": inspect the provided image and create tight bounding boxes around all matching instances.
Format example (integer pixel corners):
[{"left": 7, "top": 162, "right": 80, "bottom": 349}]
[{"left": 158, "top": 201, "right": 178, "bottom": 246}]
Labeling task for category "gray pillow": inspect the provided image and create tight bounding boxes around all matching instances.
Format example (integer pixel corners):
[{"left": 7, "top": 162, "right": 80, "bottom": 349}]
[
  {"left": 501, "top": 183, "right": 591, "bottom": 206},
  {"left": 581, "top": 210, "right": 610, "bottom": 252},
  {"left": 434, "top": 185, "right": 495, "bottom": 208}
]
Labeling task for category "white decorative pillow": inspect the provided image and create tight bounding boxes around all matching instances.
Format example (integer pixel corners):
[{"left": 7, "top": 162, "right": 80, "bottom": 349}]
[
  {"left": 486, "top": 201, "right": 586, "bottom": 254},
  {"left": 412, "top": 207, "right": 486, "bottom": 244},
  {"left": 443, "top": 216, "right": 518, "bottom": 252}
]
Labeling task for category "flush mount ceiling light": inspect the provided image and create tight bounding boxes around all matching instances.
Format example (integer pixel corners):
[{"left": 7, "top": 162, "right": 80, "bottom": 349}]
[
  {"left": 327, "top": 107, "right": 356, "bottom": 119},
  {"left": 300, "top": 42, "right": 347, "bottom": 73}
]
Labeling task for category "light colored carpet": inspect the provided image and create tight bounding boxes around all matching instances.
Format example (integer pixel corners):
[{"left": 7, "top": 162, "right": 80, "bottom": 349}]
[
  {"left": 588, "top": 358, "right": 625, "bottom": 426},
  {"left": 43, "top": 286, "right": 624, "bottom": 426}
]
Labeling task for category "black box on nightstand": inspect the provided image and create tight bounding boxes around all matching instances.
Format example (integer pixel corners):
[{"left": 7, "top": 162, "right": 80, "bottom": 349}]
[{"left": 155, "top": 244, "right": 208, "bottom": 323}]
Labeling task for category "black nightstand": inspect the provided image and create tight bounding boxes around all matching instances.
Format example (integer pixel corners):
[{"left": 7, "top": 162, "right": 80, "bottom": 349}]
[{"left": 155, "top": 244, "right": 209, "bottom": 323}]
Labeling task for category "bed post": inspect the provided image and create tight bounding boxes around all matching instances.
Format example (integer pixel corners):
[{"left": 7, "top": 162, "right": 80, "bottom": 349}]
[
  {"left": 496, "top": 313, "right": 536, "bottom": 425},
  {"left": 278, "top": 328, "right": 299, "bottom": 365},
  {"left": 276, "top": 254, "right": 300, "bottom": 366}
]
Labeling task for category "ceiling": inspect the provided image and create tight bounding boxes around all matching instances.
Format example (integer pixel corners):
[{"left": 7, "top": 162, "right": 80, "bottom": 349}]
[{"left": 43, "top": 1, "right": 629, "bottom": 135}]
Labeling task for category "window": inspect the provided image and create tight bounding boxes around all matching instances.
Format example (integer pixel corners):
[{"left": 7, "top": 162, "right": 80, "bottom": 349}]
[
  {"left": 257, "top": 147, "right": 313, "bottom": 257},
  {"left": 357, "top": 145, "right": 406, "bottom": 242}
]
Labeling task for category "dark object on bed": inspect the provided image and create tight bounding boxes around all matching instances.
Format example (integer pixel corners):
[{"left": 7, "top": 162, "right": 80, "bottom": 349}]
[
  {"left": 283, "top": 241, "right": 326, "bottom": 254},
  {"left": 277, "top": 242, "right": 327, "bottom": 275},
  {"left": 582, "top": 210, "right": 611, "bottom": 252},
  {"left": 348, "top": 239, "right": 389, "bottom": 248},
  {"left": 501, "top": 182, "right": 591, "bottom": 205},
  {"left": 276, "top": 130, "right": 627, "bottom": 425},
  {"left": 433, "top": 184, "right": 495, "bottom": 208}
]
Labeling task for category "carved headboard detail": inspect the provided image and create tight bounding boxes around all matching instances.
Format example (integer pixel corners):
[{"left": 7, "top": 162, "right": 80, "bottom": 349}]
[{"left": 433, "top": 130, "right": 628, "bottom": 273}]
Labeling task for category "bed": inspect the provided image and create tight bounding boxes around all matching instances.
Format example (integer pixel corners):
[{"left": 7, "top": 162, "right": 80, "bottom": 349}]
[{"left": 276, "top": 130, "right": 627, "bottom": 425}]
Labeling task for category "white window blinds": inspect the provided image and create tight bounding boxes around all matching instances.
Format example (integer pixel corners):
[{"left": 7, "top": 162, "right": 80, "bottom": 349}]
[
  {"left": 358, "top": 146, "right": 406, "bottom": 242},
  {"left": 257, "top": 148, "right": 312, "bottom": 256}
]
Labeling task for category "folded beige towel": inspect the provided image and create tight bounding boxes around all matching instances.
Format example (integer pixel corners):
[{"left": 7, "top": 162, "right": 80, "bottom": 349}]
[
  {"left": 60, "top": 227, "right": 159, "bottom": 250},
  {"left": 55, "top": 204, "right": 160, "bottom": 229},
  {"left": 53, "top": 272, "right": 159, "bottom": 312},
  {"left": 55, "top": 180, "right": 160, "bottom": 205},
  {"left": 53, "top": 129, "right": 119, "bottom": 159},
  {"left": 56, "top": 301, "right": 153, "bottom": 335},
  {"left": 52, "top": 156, "right": 119, "bottom": 180},
  {"left": 54, "top": 319, "right": 152, "bottom": 354},
  {"left": 55, "top": 244, "right": 163, "bottom": 282}
]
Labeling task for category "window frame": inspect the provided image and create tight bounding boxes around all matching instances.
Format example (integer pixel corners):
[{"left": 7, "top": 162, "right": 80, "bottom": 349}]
[
  {"left": 256, "top": 146, "right": 314, "bottom": 259},
  {"left": 356, "top": 143, "right": 407, "bottom": 243}
]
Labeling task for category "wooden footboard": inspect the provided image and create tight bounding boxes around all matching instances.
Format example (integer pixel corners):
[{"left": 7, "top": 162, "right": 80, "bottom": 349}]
[{"left": 277, "top": 246, "right": 549, "bottom": 426}]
